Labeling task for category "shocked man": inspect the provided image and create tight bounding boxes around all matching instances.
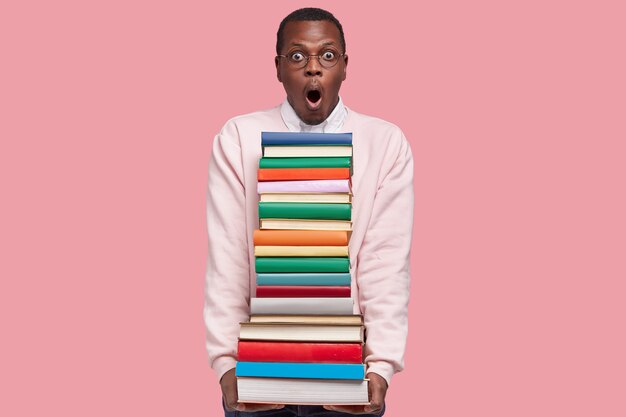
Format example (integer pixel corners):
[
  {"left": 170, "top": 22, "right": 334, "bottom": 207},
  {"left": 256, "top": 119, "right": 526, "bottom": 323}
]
[{"left": 205, "top": 7, "right": 414, "bottom": 417}]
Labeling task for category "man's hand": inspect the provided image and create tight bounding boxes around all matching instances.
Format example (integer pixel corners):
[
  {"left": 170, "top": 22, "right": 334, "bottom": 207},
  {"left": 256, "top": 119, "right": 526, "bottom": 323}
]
[
  {"left": 322, "top": 372, "right": 387, "bottom": 415},
  {"left": 219, "top": 368, "right": 285, "bottom": 412}
]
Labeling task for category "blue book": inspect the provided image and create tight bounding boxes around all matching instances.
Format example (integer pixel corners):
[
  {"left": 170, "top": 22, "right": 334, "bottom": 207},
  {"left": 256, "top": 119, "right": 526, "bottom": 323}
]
[
  {"left": 262, "top": 132, "right": 352, "bottom": 146},
  {"left": 236, "top": 362, "right": 365, "bottom": 380},
  {"left": 257, "top": 273, "right": 351, "bottom": 286}
]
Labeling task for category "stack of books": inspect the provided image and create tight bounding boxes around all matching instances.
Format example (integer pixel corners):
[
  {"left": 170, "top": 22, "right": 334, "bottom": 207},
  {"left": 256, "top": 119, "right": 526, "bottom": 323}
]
[
  {"left": 235, "top": 132, "right": 369, "bottom": 405},
  {"left": 257, "top": 131, "right": 353, "bottom": 231}
]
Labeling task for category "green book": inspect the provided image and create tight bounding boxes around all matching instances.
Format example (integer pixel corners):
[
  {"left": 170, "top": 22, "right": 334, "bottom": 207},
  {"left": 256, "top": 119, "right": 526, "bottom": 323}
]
[
  {"left": 255, "top": 257, "right": 350, "bottom": 273},
  {"left": 259, "top": 157, "right": 352, "bottom": 170},
  {"left": 258, "top": 203, "right": 351, "bottom": 220}
]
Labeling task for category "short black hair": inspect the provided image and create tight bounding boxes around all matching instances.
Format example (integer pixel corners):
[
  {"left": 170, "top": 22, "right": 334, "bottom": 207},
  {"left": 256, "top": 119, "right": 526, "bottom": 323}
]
[{"left": 276, "top": 7, "right": 346, "bottom": 55}]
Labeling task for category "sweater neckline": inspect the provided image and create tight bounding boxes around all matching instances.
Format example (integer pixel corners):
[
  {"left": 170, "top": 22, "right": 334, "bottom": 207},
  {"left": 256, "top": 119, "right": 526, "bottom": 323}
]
[{"left": 275, "top": 104, "right": 356, "bottom": 133}]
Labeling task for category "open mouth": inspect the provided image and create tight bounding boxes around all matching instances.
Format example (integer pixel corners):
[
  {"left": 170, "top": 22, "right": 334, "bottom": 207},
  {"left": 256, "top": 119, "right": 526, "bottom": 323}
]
[
  {"left": 305, "top": 88, "right": 322, "bottom": 110},
  {"left": 307, "top": 89, "right": 321, "bottom": 103}
]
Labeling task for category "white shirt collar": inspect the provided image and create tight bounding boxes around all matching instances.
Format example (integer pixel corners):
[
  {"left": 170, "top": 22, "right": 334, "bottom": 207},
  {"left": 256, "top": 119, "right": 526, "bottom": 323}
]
[{"left": 280, "top": 96, "right": 348, "bottom": 133}]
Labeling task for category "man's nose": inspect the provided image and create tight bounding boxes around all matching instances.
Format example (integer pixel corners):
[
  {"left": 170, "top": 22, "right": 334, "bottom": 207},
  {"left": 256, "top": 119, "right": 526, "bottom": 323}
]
[{"left": 305, "top": 56, "right": 322, "bottom": 76}]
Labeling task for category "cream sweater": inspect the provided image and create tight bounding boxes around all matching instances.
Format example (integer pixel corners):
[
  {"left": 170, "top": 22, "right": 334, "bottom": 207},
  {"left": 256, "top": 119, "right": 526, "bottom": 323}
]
[{"left": 204, "top": 104, "right": 414, "bottom": 386}]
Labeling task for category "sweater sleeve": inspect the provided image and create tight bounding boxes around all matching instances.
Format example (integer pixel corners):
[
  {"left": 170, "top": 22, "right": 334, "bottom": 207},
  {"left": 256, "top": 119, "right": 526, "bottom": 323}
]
[
  {"left": 203, "top": 122, "right": 250, "bottom": 382},
  {"left": 358, "top": 131, "right": 414, "bottom": 387}
]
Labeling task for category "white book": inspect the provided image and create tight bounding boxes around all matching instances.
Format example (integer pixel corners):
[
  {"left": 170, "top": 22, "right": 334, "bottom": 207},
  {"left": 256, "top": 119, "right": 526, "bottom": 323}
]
[
  {"left": 264, "top": 145, "right": 353, "bottom": 157},
  {"left": 250, "top": 297, "right": 353, "bottom": 315},
  {"left": 237, "top": 377, "right": 369, "bottom": 405},
  {"left": 250, "top": 314, "right": 363, "bottom": 325},
  {"left": 259, "top": 193, "right": 352, "bottom": 203},
  {"left": 238, "top": 323, "right": 364, "bottom": 342}
]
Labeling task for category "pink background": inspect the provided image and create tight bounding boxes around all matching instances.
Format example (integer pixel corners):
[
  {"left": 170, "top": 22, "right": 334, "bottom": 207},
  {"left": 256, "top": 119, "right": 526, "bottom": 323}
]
[{"left": 2, "top": 0, "right": 625, "bottom": 416}]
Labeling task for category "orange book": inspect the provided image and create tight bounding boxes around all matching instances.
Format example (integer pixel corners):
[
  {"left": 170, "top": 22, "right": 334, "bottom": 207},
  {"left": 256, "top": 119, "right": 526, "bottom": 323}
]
[
  {"left": 258, "top": 168, "right": 350, "bottom": 181},
  {"left": 253, "top": 230, "right": 349, "bottom": 246}
]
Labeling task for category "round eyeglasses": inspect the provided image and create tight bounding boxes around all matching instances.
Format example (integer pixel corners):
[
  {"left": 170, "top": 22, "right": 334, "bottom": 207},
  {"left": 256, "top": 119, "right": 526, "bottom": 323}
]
[{"left": 276, "top": 50, "right": 346, "bottom": 69}]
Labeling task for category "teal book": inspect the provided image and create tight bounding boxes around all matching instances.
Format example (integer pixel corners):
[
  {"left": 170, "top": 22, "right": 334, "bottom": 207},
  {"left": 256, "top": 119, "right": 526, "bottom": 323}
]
[
  {"left": 259, "top": 157, "right": 352, "bottom": 170},
  {"left": 255, "top": 257, "right": 350, "bottom": 273},
  {"left": 258, "top": 202, "right": 351, "bottom": 220},
  {"left": 256, "top": 273, "right": 351, "bottom": 286},
  {"left": 236, "top": 362, "right": 365, "bottom": 380}
]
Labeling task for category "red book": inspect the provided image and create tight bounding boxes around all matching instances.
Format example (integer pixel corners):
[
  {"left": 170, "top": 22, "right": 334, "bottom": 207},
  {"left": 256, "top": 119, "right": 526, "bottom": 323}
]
[
  {"left": 258, "top": 167, "right": 350, "bottom": 181},
  {"left": 237, "top": 341, "right": 363, "bottom": 364},
  {"left": 256, "top": 285, "right": 351, "bottom": 297}
]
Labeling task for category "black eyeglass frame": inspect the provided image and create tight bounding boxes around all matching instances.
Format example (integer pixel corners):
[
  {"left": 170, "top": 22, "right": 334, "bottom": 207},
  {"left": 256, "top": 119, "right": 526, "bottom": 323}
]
[{"left": 276, "top": 52, "right": 346, "bottom": 69}]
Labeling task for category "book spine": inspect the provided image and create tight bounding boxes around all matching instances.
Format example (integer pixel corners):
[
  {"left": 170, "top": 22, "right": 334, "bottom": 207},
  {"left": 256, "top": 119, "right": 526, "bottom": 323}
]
[
  {"left": 236, "top": 362, "right": 365, "bottom": 380},
  {"left": 250, "top": 298, "right": 353, "bottom": 315},
  {"left": 257, "top": 179, "right": 351, "bottom": 193},
  {"left": 260, "top": 219, "right": 352, "bottom": 232},
  {"left": 253, "top": 230, "right": 349, "bottom": 246},
  {"left": 255, "top": 257, "right": 350, "bottom": 273},
  {"left": 258, "top": 168, "right": 350, "bottom": 181},
  {"left": 256, "top": 273, "right": 351, "bottom": 286},
  {"left": 256, "top": 285, "right": 351, "bottom": 298},
  {"left": 254, "top": 246, "right": 349, "bottom": 257},
  {"left": 259, "top": 202, "right": 352, "bottom": 220},
  {"left": 259, "top": 157, "right": 352, "bottom": 169},
  {"left": 237, "top": 341, "right": 362, "bottom": 363},
  {"left": 261, "top": 131, "right": 352, "bottom": 145},
  {"left": 260, "top": 194, "right": 352, "bottom": 204},
  {"left": 263, "top": 146, "right": 353, "bottom": 158}
]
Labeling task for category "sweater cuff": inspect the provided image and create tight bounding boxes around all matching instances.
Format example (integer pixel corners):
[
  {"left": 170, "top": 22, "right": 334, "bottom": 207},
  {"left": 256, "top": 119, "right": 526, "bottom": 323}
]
[
  {"left": 213, "top": 356, "right": 237, "bottom": 383},
  {"left": 365, "top": 360, "right": 396, "bottom": 387}
]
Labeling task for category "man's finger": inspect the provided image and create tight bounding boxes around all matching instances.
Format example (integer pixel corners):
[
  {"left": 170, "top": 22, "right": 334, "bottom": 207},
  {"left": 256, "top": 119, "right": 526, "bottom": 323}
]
[
  {"left": 364, "top": 401, "right": 383, "bottom": 414},
  {"left": 222, "top": 396, "right": 238, "bottom": 412},
  {"left": 237, "top": 402, "right": 285, "bottom": 412},
  {"left": 223, "top": 391, "right": 239, "bottom": 411},
  {"left": 323, "top": 404, "right": 369, "bottom": 414},
  {"left": 220, "top": 369, "right": 240, "bottom": 412},
  {"left": 364, "top": 372, "right": 387, "bottom": 413},
  {"left": 364, "top": 388, "right": 384, "bottom": 413}
]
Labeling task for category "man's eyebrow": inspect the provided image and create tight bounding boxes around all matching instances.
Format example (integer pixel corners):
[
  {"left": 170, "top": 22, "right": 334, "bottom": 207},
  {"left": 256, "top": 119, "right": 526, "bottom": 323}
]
[
  {"left": 287, "top": 41, "right": 337, "bottom": 48},
  {"left": 288, "top": 41, "right": 338, "bottom": 47}
]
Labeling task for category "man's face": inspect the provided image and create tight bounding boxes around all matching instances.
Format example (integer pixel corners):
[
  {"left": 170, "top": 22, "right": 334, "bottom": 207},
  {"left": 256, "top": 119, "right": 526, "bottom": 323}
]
[{"left": 275, "top": 20, "right": 348, "bottom": 125}]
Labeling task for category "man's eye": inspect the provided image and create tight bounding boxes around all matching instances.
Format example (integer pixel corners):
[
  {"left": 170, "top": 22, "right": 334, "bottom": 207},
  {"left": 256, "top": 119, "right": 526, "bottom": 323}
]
[
  {"left": 290, "top": 52, "right": 305, "bottom": 61},
  {"left": 322, "top": 51, "right": 336, "bottom": 60}
]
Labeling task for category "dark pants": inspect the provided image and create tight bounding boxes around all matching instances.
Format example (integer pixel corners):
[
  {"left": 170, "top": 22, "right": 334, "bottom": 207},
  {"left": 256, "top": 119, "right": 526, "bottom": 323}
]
[{"left": 222, "top": 398, "right": 386, "bottom": 417}]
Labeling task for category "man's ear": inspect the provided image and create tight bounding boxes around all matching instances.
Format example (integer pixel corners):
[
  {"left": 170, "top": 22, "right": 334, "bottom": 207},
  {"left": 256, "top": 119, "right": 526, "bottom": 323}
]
[
  {"left": 275, "top": 56, "right": 282, "bottom": 82},
  {"left": 342, "top": 54, "right": 348, "bottom": 81}
]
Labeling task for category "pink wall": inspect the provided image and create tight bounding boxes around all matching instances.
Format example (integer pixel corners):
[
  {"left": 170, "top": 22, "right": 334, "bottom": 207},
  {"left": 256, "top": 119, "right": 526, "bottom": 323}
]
[{"left": 2, "top": 0, "right": 625, "bottom": 416}]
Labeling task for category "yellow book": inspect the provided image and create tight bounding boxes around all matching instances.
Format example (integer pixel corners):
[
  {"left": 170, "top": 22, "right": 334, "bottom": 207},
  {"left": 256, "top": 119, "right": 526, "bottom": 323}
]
[{"left": 254, "top": 245, "right": 349, "bottom": 257}]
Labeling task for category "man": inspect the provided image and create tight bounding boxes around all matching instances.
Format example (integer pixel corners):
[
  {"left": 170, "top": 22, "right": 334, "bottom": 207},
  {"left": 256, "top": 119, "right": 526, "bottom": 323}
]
[{"left": 204, "top": 7, "right": 414, "bottom": 416}]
